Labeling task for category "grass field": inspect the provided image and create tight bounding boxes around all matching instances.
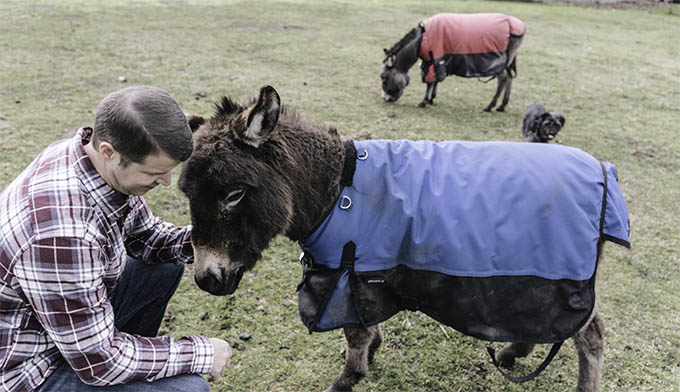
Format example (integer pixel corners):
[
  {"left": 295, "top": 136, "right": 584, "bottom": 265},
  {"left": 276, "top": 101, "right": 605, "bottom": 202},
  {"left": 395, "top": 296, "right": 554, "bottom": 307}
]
[{"left": 1, "top": 1, "right": 679, "bottom": 391}]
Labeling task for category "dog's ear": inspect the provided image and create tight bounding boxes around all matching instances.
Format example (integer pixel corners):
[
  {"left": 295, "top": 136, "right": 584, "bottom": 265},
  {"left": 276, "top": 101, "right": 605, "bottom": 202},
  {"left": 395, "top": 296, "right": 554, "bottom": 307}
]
[
  {"left": 555, "top": 114, "right": 566, "bottom": 127},
  {"left": 531, "top": 112, "right": 547, "bottom": 130},
  {"left": 538, "top": 112, "right": 553, "bottom": 122}
]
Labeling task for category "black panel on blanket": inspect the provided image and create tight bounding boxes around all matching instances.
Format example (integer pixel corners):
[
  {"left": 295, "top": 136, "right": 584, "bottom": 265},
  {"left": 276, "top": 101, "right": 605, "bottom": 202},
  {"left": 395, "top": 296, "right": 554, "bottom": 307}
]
[
  {"left": 421, "top": 51, "right": 508, "bottom": 80},
  {"left": 298, "top": 246, "right": 600, "bottom": 344}
]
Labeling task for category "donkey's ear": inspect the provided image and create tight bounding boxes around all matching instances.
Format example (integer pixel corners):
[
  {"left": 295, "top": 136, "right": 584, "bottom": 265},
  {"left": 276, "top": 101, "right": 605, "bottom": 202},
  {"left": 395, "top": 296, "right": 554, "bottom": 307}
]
[
  {"left": 384, "top": 54, "right": 396, "bottom": 68},
  {"left": 187, "top": 115, "right": 205, "bottom": 133},
  {"left": 234, "top": 85, "right": 280, "bottom": 148}
]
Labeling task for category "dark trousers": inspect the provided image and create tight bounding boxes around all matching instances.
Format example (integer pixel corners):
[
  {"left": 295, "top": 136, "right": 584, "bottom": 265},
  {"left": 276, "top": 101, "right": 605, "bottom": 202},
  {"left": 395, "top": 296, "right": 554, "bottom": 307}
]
[
  {"left": 110, "top": 256, "right": 184, "bottom": 336},
  {"left": 36, "top": 257, "right": 209, "bottom": 392}
]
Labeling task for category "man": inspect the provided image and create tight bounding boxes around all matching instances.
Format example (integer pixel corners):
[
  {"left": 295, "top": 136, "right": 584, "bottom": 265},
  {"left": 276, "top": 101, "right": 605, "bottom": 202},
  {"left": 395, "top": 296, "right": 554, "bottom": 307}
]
[{"left": 0, "top": 86, "right": 231, "bottom": 391}]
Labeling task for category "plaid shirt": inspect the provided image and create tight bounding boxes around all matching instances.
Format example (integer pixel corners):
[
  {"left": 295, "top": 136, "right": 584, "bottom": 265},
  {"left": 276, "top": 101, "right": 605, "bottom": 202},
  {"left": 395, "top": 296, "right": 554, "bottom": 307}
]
[{"left": 0, "top": 128, "right": 213, "bottom": 391}]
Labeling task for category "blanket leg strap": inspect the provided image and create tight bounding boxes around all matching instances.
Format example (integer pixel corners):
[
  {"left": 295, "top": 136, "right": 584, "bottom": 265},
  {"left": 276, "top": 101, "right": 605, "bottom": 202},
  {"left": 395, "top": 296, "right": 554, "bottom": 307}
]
[{"left": 487, "top": 341, "right": 564, "bottom": 383}]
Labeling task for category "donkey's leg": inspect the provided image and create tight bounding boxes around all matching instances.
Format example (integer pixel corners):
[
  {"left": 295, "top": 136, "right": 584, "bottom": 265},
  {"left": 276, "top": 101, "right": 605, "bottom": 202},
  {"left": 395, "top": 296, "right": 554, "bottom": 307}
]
[
  {"left": 573, "top": 309, "right": 604, "bottom": 392},
  {"left": 324, "top": 325, "right": 381, "bottom": 392},
  {"left": 367, "top": 324, "right": 384, "bottom": 364},
  {"left": 430, "top": 82, "right": 438, "bottom": 103},
  {"left": 418, "top": 82, "right": 438, "bottom": 108},
  {"left": 483, "top": 70, "right": 507, "bottom": 112},
  {"left": 494, "top": 342, "right": 536, "bottom": 369},
  {"left": 495, "top": 35, "right": 523, "bottom": 112},
  {"left": 495, "top": 74, "right": 513, "bottom": 112}
]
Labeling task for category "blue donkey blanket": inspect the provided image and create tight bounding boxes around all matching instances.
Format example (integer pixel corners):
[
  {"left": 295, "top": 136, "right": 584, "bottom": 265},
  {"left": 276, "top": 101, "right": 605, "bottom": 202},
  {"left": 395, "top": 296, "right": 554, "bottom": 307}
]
[{"left": 297, "top": 140, "right": 630, "bottom": 343}]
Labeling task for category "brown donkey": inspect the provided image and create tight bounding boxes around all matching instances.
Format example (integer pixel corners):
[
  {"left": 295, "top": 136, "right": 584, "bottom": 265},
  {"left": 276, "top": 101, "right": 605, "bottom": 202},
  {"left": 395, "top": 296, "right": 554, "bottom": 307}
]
[{"left": 179, "top": 86, "right": 630, "bottom": 391}]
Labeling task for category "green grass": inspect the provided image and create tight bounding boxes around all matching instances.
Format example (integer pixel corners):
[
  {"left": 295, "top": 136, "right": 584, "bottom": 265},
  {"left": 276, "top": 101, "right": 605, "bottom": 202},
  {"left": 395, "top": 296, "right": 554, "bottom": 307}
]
[{"left": 1, "top": 1, "right": 679, "bottom": 391}]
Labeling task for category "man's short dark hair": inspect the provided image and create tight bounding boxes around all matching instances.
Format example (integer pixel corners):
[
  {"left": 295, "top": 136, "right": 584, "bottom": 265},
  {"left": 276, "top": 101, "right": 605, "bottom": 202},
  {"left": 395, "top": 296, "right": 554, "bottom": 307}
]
[{"left": 93, "top": 86, "right": 193, "bottom": 165}]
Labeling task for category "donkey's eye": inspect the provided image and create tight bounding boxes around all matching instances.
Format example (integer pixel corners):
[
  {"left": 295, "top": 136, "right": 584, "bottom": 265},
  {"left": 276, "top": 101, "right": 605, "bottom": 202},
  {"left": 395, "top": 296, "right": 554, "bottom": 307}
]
[
  {"left": 219, "top": 188, "right": 246, "bottom": 215},
  {"left": 225, "top": 188, "right": 245, "bottom": 206}
]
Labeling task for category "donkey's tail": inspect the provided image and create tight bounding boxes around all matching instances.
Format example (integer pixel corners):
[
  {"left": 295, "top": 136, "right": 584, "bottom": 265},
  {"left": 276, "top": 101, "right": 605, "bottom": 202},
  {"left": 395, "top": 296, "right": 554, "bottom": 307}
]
[{"left": 507, "top": 56, "right": 518, "bottom": 78}]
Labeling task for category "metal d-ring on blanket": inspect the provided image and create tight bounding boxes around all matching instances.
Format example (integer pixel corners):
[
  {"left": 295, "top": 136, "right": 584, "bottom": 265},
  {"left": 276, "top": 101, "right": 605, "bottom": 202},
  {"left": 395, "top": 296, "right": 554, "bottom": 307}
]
[
  {"left": 339, "top": 195, "right": 352, "bottom": 210},
  {"left": 357, "top": 149, "right": 368, "bottom": 160}
]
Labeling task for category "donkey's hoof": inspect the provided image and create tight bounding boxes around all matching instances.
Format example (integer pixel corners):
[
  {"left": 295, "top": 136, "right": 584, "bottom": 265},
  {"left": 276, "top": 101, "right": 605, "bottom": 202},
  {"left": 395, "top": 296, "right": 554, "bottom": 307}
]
[
  {"left": 417, "top": 101, "right": 428, "bottom": 108},
  {"left": 495, "top": 354, "right": 516, "bottom": 369},
  {"left": 483, "top": 106, "right": 493, "bottom": 112},
  {"left": 496, "top": 107, "right": 506, "bottom": 112}
]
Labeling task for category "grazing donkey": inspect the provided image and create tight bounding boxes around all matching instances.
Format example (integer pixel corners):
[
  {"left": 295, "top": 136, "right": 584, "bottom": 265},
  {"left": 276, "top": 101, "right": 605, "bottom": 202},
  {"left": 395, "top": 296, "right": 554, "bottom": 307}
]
[
  {"left": 179, "top": 86, "right": 631, "bottom": 392},
  {"left": 381, "top": 13, "right": 525, "bottom": 111}
]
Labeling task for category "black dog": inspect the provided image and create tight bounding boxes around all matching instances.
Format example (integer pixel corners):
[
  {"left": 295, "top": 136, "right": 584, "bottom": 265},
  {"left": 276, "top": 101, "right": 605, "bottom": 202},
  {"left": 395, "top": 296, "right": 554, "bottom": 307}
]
[{"left": 522, "top": 104, "right": 565, "bottom": 143}]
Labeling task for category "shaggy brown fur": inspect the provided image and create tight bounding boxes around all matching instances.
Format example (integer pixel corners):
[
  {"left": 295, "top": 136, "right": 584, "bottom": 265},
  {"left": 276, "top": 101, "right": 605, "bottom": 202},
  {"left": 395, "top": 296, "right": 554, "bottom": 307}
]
[{"left": 179, "top": 86, "right": 605, "bottom": 392}]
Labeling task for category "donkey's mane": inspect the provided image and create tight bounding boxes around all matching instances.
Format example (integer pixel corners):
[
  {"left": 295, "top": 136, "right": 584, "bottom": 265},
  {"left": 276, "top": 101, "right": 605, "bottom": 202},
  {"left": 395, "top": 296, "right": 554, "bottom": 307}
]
[
  {"left": 384, "top": 27, "right": 418, "bottom": 61},
  {"left": 214, "top": 96, "right": 241, "bottom": 118}
]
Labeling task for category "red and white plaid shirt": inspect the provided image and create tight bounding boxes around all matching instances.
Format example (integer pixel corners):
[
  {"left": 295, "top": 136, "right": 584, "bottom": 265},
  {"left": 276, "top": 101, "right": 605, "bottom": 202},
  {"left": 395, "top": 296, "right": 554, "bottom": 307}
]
[{"left": 0, "top": 128, "right": 213, "bottom": 391}]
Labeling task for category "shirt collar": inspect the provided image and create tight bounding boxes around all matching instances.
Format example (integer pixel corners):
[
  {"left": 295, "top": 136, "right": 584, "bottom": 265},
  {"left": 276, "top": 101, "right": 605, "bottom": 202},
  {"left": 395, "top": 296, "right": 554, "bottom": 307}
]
[{"left": 72, "top": 127, "right": 131, "bottom": 222}]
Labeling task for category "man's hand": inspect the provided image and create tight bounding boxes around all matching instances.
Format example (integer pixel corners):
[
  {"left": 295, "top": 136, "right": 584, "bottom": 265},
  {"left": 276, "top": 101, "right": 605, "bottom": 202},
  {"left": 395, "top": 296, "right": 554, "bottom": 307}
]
[{"left": 208, "top": 338, "right": 232, "bottom": 381}]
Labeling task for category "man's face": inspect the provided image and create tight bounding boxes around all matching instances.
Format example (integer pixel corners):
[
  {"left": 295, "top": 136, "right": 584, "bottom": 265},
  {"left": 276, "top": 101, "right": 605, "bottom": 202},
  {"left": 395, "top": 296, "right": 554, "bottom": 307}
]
[{"left": 108, "top": 151, "right": 179, "bottom": 196}]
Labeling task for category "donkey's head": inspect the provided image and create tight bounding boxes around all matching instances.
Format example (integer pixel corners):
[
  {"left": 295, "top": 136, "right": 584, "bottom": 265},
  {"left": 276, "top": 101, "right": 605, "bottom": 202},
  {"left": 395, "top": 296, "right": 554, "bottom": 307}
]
[
  {"left": 179, "top": 86, "right": 343, "bottom": 296},
  {"left": 179, "top": 86, "right": 295, "bottom": 295},
  {"left": 380, "top": 57, "right": 410, "bottom": 103},
  {"left": 380, "top": 27, "right": 421, "bottom": 103}
]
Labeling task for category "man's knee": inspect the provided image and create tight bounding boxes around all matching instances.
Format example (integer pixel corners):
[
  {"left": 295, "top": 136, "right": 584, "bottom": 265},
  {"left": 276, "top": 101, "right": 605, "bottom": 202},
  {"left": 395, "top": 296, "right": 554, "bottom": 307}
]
[
  {"left": 174, "top": 374, "right": 210, "bottom": 392},
  {"left": 151, "top": 259, "right": 186, "bottom": 279},
  {"left": 125, "top": 257, "right": 185, "bottom": 298},
  {"left": 158, "top": 262, "right": 185, "bottom": 299}
]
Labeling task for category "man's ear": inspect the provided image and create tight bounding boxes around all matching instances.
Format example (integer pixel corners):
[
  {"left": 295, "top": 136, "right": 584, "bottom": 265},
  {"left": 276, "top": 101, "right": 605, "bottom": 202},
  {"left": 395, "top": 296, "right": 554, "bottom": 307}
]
[
  {"left": 233, "top": 85, "right": 281, "bottom": 148},
  {"left": 187, "top": 115, "right": 205, "bottom": 133},
  {"left": 98, "top": 141, "right": 116, "bottom": 160}
]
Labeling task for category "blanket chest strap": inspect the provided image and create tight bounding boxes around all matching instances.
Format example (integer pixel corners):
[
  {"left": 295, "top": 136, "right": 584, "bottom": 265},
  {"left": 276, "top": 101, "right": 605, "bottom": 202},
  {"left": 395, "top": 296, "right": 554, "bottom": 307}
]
[{"left": 487, "top": 341, "right": 564, "bottom": 383}]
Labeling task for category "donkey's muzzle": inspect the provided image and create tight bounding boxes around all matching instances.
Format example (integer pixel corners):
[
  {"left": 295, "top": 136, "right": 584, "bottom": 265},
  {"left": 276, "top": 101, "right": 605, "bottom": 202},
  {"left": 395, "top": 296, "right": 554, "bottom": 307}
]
[
  {"left": 381, "top": 90, "right": 399, "bottom": 103},
  {"left": 195, "top": 267, "right": 245, "bottom": 296}
]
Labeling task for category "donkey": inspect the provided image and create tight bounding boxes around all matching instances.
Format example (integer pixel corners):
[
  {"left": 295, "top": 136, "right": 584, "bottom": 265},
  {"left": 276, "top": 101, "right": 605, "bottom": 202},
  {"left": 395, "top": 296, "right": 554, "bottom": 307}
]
[
  {"left": 381, "top": 13, "right": 525, "bottom": 111},
  {"left": 179, "top": 86, "right": 630, "bottom": 392}
]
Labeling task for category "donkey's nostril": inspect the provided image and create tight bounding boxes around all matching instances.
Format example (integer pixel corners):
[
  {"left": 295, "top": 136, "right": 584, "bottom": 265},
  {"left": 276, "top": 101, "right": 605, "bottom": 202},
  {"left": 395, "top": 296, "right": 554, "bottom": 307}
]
[
  {"left": 195, "top": 266, "right": 246, "bottom": 296},
  {"left": 220, "top": 268, "right": 229, "bottom": 287},
  {"left": 195, "top": 271, "right": 223, "bottom": 295},
  {"left": 235, "top": 267, "right": 246, "bottom": 281}
]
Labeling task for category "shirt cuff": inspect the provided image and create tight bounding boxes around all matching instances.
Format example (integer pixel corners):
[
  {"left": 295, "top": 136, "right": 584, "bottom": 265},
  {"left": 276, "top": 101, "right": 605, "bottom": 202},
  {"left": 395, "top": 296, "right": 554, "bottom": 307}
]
[
  {"left": 179, "top": 226, "right": 194, "bottom": 264},
  {"left": 189, "top": 335, "right": 214, "bottom": 375}
]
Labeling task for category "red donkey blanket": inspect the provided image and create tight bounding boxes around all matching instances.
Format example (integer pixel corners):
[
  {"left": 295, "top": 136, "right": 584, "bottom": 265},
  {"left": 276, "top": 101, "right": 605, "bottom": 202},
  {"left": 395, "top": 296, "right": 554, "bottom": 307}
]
[{"left": 419, "top": 13, "right": 526, "bottom": 83}]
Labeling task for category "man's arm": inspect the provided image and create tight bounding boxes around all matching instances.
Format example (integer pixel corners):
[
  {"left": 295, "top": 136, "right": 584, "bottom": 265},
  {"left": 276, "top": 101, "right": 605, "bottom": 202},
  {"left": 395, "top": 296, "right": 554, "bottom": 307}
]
[
  {"left": 124, "top": 196, "right": 194, "bottom": 264},
  {"left": 14, "top": 236, "right": 213, "bottom": 386}
]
